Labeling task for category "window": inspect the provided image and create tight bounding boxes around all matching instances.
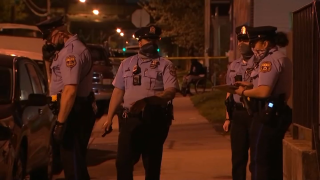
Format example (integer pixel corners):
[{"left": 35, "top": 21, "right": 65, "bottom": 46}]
[
  {"left": 26, "top": 64, "right": 43, "bottom": 94},
  {"left": 0, "top": 67, "right": 12, "bottom": 103},
  {"left": 87, "top": 46, "right": 112, "bottom": 65},
  {"left": 19, "top": 63, "right": 33, "bottom": 100}
]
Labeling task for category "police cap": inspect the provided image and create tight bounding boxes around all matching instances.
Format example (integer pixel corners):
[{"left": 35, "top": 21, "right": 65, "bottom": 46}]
[
  {"left": 235, "top": 25, "right": 251, "bottom": 41},
  {"left": 36, "top": 16, "right": 65, "bottom": 40},
  {"left": 134, "top": 25, "right": 161, "bottom": 41},
  {"left": 247, "top": 26, "right": 277, "bottom": 42}
]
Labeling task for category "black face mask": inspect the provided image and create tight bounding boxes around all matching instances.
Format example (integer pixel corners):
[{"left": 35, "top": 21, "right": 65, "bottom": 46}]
[
  {"left": 139, "top": 42, "right": 159, "bottom": 58},
  {"left": 239, "top": 44, "right": 253, "bottom": 60},
  {"left": 53, "top": 42, "right": 64, "bottom": 51},
  {"left": 42, "top": 44, "right": 56, "bottom": 61}
]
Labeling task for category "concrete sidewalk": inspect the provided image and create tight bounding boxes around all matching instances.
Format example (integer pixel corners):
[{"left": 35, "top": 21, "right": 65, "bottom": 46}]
[{"left": 54, "top": 97, "right": 235, "bottom": 180}]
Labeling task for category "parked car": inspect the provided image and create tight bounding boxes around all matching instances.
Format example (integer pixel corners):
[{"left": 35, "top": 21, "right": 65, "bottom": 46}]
[
  {"left": 86, "top": 44, "right": 115, "bottom": 118},
  {"left": 0, "top": 54, "right": 55, "bottom": 180}
]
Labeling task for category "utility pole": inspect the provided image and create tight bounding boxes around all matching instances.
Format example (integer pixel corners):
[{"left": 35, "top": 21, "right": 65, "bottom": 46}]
[{"left": 204, "top": 0, "right": 210, "bottom": 70}]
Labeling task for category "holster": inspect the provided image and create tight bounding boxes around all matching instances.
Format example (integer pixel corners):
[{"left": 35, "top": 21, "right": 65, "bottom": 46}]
[
  {"left": 253, "top": 94, "right": 292, "bottom": 127},
  {"left": 225, "top": 94, "right": 234, "bottom": 120}
]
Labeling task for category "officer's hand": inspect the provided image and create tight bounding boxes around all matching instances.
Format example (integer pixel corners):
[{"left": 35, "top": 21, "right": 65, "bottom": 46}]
[
  {"left": 53, "top": 121, "right": 66, "bottom": 144},
  {"left": 130, "top": 99, "right": 146, "bottom": 113},
  {"left": 102, "top": 116, "right": 113, "bottom": 131},
  {"left": 235, "top": 81, "right": 253, "bottom": 88},
  {"left": 234, "top": 85, "right": 245, "bottom": 96},
  {"left": 223, "top": 120, "right": 231, "bottom": 132}
]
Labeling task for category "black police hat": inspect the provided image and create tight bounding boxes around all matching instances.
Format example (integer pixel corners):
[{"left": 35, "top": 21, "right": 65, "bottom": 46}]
[
  {"left": 36, "top": 16, "right": 65, "bottom": 40},
  {"left": 134, "top": 25, "right": 161, "bottom": 40},
  {"left": 247, "top": 26, "right": 277, "bottom": 42},
  {"left": 235, "top": 25, "right": 251, "bottom": 40}
]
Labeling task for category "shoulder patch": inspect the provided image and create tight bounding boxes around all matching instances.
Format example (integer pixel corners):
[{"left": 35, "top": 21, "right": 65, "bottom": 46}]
[
  {"left": 66, "top": 55, "right": 77, "bottom": 68},
  {"left": 169, "top": 64, "right": 177, "bottom": 77},
  {"left": 260, "top": 61, "right": 272, "bottom": 73}
]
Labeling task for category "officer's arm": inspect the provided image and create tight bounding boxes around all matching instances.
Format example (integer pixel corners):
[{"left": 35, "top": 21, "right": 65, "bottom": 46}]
[
  {"left": 243, "top": 60, "right": 281, "bottom": 98},
  {"left": 145, "top": 63, "right": 179, "bottom": 105},
  {"left": 57, "top": 54, "right": 81, "bottom": 123},
  {"left": 108, "top": 88, "right": 124, "bottom": 118},
  {"left": 108, "top": 62, "right": 126, "bottom": 118},
  {"left": 225, "top": 93, "right": 230, "bottom": 119},
  {"left": 58, "top": 85, "right": 78, "bottom": 123}
]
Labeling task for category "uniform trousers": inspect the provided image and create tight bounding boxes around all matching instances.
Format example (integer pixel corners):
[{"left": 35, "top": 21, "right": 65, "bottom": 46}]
[
  {"left": 116, "top": 108, "right": 170, "bottom": 180},
  {"left": 230, "top": 106, "right": 252, "bottom": 180},
  {"left": 60, "top": 98, "right": 95, "bottom": 180},
  {"left": 249, "top": 107, "right": 291, "bottom": 180}
]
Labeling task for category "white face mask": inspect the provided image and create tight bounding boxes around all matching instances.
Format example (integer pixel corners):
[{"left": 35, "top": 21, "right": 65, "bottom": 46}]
[{"left": 251, "top": 48, "right": 269, "bottom": 61}]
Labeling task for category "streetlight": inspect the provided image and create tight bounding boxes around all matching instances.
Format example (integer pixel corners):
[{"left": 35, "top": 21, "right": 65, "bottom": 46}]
[
  {"left": 79, "top": 0, "right": 86, "bottom": 2},
  {"left": 116, "top": 28, "right": 121, "bottom": 33},
  {"left": 120, "top": 32, "right": 124, "bottom": 36},
  {"left": 93, "top": 9, "right": 99, "bottom": 15}
]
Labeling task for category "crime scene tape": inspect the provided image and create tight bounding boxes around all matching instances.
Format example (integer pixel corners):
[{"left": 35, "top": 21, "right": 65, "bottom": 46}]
[{"left": 110, "top": 56, "right": 228, "bottom": 61}]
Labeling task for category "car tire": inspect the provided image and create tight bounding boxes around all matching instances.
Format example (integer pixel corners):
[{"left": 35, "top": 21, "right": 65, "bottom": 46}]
[{"left": 11, "top": 147, "right": 27, "bottom": 180}]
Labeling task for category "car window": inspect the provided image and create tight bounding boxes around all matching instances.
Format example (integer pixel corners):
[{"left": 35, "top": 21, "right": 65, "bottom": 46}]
[
  {"left": 26, "top": 63, "right": 43, "bottom": 94},
  {"left": 87, "top": 46, "right": 111, "bottom": 65},
  {"left": 34, "top": 60, "right": 48, "bottom": 81},
  {"left": 18, "top": 62, "right": 33, "bottom": 100},
  {"left": 34, "top": 64, "right": 47, "bottom": 94},
  {"left": 0, "top": 67, "right": 12, "bottom": 103}
]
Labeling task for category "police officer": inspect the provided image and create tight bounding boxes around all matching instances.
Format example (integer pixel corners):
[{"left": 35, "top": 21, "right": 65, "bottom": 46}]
[
  {"left": 36, "top": 16, "right": 95, "bottom": 180},
  {"left": 102, "top": 25, "right": 179, "bottom": 180},
  {"left": 223, "top": 25, "right": 254, "bottom": 180},
  {"left": 233, "top": 26, "right": 292, "bottom": 180}
]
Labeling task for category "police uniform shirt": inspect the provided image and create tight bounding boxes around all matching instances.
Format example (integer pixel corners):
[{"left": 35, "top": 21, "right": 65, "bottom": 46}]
[
  {"left": 250, "top": 48, "right": 293, "bottom": 99},
  {"left": 50, "top": 35, "right": 93, "bottom": 97},
  {"left": 113, "top": 55, "right": 180, "bottom": 109},
  {"left": 226, "top": 56, "right": 254, "bottom": 103}
]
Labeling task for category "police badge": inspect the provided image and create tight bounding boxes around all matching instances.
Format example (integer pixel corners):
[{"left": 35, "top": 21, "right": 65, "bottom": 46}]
[{"left": 150, "top": 26, "right": 156, "bottom": 34}]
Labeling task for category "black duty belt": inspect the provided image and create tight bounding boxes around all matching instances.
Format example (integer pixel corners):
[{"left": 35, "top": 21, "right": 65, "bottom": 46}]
[{"left": 234, "top": 103, "right": 245, "bottom": 110}]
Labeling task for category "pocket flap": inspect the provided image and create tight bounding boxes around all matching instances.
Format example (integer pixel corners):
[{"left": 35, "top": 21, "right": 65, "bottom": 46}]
[
  {"left": 123, "top": 71, "right": 133, "bottom": 78},
  {"left": 145, "top": 70, "right": 158, "bottom": 79}
]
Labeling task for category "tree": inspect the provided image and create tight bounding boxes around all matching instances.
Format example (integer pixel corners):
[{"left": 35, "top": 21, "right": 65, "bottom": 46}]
[
  {"left": 0, "top": 0, "right": 27, "bottom": 22},
  {"left": 138, "top": 0, "right": 205, "bottom": 55}
]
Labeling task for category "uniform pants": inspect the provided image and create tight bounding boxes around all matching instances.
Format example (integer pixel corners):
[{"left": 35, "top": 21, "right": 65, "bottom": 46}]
[
  {"left": 230, "top": 108, "right": 252, "bottom": 180},
  {"left": 249, "top": 112, "right": 290, "bottom": 180},
  {"left": 60, "top": 100, "right": 95, "bottom": 180},
  {"left": 116, "top": 116, "right": 170, "bottom": 180}
]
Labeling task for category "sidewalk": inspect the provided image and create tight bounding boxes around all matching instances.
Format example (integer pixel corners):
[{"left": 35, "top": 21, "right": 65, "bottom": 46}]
[{"left": 54, "top": 97, "right": 234, "bottom": 180}]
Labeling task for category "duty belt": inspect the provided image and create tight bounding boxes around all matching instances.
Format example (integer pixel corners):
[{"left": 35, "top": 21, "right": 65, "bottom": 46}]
[{"left": 234, "top": 103, "right": 245, "bottom": 110}]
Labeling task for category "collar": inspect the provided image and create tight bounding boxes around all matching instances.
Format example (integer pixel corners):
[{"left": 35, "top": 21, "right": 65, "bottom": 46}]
[
  {"left": 64, "top": 34, "right": 78, "bottom": 48},
  {"left": 138, "top": 53, "right": 159, "bottom": 63}
]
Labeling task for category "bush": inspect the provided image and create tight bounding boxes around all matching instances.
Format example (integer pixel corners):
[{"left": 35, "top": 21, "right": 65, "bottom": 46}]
[{"left": 190, "top": 90, "right": 226, "bottom": 123}]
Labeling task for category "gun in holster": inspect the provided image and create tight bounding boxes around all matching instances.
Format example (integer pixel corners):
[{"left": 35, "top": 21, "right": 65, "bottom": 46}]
[
  {"left": 166, "top": 101, "right": 174, "bottom": 121},
  {"left": 254, "top": 93, "right": 292, "bottom": 126},
  {"left": 225, "top": 94, "right": 234, "bottom": 120},
  {"left": 48, "top": 94, "right": 61, "bottom": 116}
]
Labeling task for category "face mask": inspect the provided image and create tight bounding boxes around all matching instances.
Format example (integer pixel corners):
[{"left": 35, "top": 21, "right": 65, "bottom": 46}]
[
  {"left": 239, "top": 44, "right": 253, "bottom": 59},
  {"left": 251, "top": 48, "right": 269, "bottom": 61},
  {"left": 53, "top": 42, "right": 64, "bottom": 51},
  {"left": 48, "top": 33, "right": 65, "bottom": 51},
  {"left": 139, "top": 42, "right": 159, "bottom": 58}
]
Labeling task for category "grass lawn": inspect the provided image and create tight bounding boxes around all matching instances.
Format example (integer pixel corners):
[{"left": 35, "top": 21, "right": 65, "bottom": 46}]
[{"left": 190, "top": 90, "right": 226, "bottom": 124}]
